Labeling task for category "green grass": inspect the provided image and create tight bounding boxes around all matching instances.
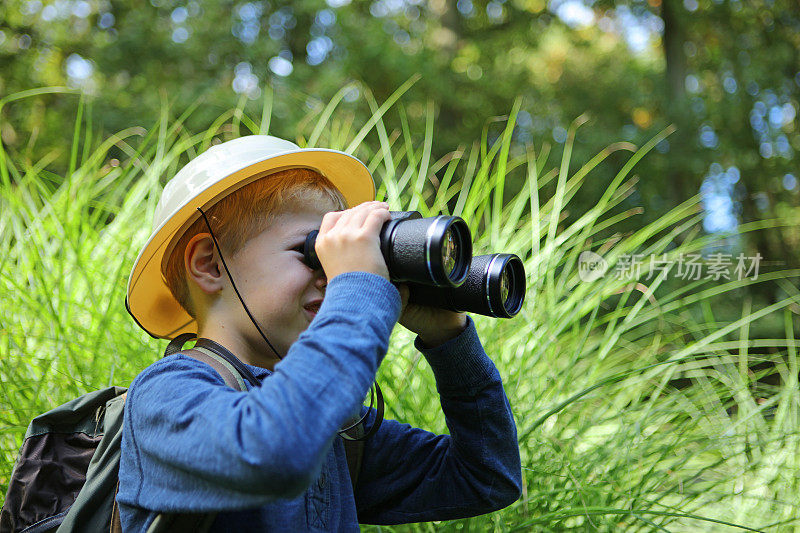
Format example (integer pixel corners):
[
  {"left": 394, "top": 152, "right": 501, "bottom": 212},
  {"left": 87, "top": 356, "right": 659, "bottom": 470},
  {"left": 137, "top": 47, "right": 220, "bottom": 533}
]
[{"left": 1, "top": 85, "right": 799, "bottom": 531}]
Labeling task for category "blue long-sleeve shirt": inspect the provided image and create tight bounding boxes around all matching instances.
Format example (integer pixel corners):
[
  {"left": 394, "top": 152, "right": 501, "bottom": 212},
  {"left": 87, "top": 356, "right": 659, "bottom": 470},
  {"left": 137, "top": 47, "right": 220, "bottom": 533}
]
[{"left": 118, "top": 271, "right": 522, "bottom": 531}]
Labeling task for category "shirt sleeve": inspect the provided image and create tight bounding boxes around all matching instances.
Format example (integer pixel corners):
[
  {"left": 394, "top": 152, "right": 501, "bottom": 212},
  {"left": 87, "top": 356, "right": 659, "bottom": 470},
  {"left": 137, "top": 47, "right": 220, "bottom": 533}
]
[
  {"left": 118, "top": 272, "right": 401, "bottom": 512},
  {"left": 354, "top": 315, "right": 523, "bottom": 524}
]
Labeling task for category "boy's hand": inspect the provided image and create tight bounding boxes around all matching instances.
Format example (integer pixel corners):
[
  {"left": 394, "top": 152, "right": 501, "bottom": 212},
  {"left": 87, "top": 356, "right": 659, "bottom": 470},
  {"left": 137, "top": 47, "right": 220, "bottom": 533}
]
[
  {"left": 316, "top": 202, "right": 467, "bottom": 347},
  {"left": 396, "top": 284, "right": 468, "bottom": 348},
  {"left": 316, "top": 201, "right": 393, "bottom": 281}
]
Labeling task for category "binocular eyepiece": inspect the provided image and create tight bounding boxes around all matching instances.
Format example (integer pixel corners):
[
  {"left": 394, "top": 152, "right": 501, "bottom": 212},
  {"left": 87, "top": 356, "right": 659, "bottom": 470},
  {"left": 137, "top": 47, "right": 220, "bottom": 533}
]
[{"left": 302, "top": 211, "right": 526, "bottom": 318}]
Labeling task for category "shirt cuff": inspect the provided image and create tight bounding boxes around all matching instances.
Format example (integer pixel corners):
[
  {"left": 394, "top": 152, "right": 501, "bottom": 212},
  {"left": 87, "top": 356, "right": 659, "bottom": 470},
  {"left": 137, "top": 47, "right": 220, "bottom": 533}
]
[{"left": 413, "top": 315, "right": 497, "bottom": 396}]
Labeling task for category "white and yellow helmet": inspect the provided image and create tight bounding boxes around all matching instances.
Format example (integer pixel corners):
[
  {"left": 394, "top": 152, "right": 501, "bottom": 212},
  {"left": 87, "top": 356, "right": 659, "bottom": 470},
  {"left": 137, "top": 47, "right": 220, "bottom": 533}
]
[{"left": 126, "top": 135, "right": 375, "bottom": 339}]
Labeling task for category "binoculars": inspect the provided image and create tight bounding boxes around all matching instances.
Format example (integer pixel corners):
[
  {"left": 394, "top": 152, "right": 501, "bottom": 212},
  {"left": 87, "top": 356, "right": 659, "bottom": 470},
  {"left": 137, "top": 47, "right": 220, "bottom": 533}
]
[{"left": 302, "top": 211, "right": 526, "bottom": 318}]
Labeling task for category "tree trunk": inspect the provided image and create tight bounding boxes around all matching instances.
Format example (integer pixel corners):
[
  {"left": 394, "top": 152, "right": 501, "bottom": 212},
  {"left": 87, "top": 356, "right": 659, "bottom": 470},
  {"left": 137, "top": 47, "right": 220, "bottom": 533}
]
[{"left": 661, "top": 0, "right": 692, "bottom": 209}]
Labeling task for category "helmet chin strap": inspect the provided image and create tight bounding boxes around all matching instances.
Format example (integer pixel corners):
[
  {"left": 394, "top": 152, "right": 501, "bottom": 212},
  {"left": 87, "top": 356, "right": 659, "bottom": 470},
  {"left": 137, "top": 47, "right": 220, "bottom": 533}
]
[{"left": 196, "top": 207, "right": 284, "bottom": 361}]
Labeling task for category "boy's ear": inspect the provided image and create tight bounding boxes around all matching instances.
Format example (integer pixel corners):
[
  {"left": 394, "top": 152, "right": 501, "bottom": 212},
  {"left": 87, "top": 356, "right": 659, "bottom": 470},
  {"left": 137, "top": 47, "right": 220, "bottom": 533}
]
[{"left": 185, "top": 233, "right": 224, "bottom": 294}]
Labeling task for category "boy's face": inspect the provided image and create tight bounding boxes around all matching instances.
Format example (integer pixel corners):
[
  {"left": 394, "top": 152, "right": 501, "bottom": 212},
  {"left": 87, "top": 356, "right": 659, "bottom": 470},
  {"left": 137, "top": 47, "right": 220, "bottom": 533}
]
[{"left": 217, "top": 194, "right": 338, "bottom": 366}]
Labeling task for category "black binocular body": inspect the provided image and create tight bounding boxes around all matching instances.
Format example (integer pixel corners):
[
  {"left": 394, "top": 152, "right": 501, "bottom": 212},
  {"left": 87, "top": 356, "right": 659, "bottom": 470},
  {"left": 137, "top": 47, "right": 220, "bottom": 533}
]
[{"left": 302, "top": 211, "right": 526, "bottom": 318}]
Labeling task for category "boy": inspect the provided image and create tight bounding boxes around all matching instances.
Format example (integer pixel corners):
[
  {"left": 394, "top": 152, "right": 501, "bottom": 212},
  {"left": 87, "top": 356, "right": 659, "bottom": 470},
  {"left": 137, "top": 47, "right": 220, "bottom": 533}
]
[{"left": 119, "top": 135, "right": 522, "bottom": 531}]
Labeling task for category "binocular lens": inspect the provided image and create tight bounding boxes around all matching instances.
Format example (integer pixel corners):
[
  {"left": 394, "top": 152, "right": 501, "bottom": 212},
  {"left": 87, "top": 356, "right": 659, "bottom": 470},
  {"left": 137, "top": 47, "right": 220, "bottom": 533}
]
[
  {"left": 500, "top": 268, "right": 510, "bottom": 306},
  {"left": 486, "top": 254, "right": 525, "bottom": 317},
  {"left": 405, "top": 253, "right": 526, "bottom": 318},
  {"left": 442, "top": 228, "right": 458, "bottom": 278},
  {"left": 391, "top": 213, "right": 471, "bottom": 287}
]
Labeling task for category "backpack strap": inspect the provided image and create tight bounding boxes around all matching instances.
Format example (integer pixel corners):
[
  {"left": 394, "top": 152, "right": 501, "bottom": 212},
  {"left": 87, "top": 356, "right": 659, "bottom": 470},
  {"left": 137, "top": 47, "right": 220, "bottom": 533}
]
[
  {"left": 164, "top": 332, "right": 197, "bottom": 356},
  {"left": 183, "top": 347, "right": 248, "bottom": 391},
  {"left": 110, "top": 484, "right": 123, "bottom": 533},
  {"left": 164, "top": 334, "right": 252, "bottom": 392}
]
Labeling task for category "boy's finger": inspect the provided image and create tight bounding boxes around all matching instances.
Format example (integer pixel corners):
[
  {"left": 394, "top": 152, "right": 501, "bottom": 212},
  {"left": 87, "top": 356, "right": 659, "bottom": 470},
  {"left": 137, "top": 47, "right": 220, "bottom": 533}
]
[
  {"left": 342, "top": 201, "right": 386, "bottom": 227},
  {"left": 354, "top": 201, "right": 390, "bottom": 215},
  {"left": 319, "top": 210, "right": 344, "bottom": 234},
  {"left": 348, "top": 203, "right": 387, "bottom": 230},
  {"left": 344, "top": 207, "right": 370, "bottom": 230},
  {"left": 362, "top": 208, "right": 392, "bottom": 235},
  {"left": 333, "top": 208, "right": 357, "bottom": 231}
]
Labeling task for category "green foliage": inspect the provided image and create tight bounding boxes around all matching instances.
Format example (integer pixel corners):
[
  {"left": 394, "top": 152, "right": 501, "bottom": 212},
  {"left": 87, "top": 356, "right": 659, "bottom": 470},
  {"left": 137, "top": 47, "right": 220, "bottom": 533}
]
[
  {"left": 2, "top": 88, "right": 800, "bottom": 531},
  {"left": 2, "top": 0, "right": 798, "bottom": 292}
]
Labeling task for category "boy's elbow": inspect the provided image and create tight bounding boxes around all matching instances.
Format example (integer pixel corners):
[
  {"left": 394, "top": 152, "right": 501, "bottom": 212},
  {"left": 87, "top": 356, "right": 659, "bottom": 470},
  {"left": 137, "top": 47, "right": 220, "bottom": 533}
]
[
  {"left": 492, "top": 473, "right": 522, "bottom": 511},
  {"left": 489, "top": 460, "right": 523, "bottom": 510},
  {"left": 494, "top": 475, "right": 523, "bottom": 510}
]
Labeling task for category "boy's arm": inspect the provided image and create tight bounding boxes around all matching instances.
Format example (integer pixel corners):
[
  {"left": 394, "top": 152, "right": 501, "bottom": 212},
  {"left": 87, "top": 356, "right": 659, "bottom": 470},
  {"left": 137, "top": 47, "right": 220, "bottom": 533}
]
[
  {"left": 354, "top": 315, "right": 523, "bottom": 524},
  {"left": 119, "top": 272, "right": 401, "bottom": 512}
]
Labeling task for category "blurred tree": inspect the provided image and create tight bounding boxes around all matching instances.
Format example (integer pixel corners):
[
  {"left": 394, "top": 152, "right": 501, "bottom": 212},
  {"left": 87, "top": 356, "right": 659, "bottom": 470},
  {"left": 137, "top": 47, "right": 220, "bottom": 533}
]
[{"left": 592, "top": 0, "right": 800, "bottom": 301}]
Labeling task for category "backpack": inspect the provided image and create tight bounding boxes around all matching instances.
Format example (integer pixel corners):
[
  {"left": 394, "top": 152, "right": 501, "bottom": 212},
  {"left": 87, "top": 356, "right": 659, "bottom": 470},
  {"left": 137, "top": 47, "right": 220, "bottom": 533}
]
[{"left": 1, "top": 336, "right": 372, "bottom": 533}]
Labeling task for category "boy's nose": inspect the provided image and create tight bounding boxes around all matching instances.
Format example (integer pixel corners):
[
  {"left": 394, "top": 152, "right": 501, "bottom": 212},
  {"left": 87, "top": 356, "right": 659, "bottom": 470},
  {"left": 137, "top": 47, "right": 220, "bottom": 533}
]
[{"left": 315, "top": 272, "right": 327, "bottom": 290}]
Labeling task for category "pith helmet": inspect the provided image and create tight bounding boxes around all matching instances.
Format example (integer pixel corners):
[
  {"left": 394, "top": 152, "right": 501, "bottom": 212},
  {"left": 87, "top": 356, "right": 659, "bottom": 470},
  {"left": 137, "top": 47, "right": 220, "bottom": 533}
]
[{"left": 126, "top": 135, "right": 375, "bottom": 339}]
